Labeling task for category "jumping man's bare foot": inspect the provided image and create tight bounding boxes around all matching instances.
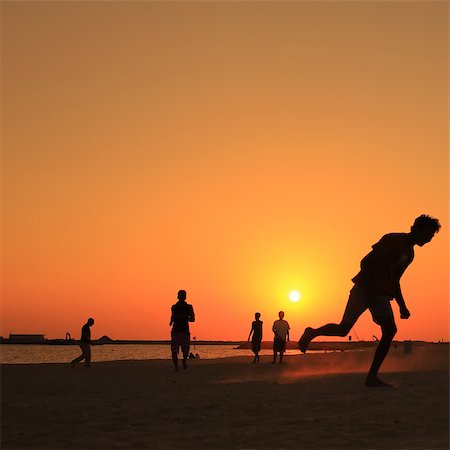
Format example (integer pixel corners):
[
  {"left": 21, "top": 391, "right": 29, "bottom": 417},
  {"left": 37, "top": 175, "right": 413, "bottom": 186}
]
[
  {"left": 298, "top": 327, "right": 314, "bottom": 353},
  {"left": 364, "top": 375, "right": 393, "bottom": 388}
]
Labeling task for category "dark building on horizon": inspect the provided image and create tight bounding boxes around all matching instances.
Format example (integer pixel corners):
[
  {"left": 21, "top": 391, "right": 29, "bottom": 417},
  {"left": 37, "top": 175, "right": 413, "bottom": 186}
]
[{"left": 8, "top": 334, "right": 46, "bottom": 344}]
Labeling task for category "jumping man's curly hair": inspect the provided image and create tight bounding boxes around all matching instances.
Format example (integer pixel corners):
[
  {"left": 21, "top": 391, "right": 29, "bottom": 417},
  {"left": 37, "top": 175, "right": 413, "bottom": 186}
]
[{"left": 411, "top": 215, "right": 441, "bottom": 233}]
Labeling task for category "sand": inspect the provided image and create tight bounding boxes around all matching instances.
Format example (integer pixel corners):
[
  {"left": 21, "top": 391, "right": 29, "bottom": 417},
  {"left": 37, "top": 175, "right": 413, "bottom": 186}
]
[{"left": 1, "top": 344, "right": 448, "bottom": 449}]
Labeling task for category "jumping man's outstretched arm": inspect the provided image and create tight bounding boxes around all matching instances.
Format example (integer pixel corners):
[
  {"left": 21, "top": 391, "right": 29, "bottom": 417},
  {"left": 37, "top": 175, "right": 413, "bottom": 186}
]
[{"left": 394, "top": 283, "right": 410, "bottom": 319}]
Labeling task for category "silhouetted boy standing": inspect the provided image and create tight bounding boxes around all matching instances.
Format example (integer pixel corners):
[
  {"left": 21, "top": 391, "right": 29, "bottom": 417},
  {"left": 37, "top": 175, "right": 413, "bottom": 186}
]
[
  {"left": 272, "top": 311, "right": 290, "bottom": 363},
  {"left": 170, "top": 290, "right": 195, "bottom": 371}
]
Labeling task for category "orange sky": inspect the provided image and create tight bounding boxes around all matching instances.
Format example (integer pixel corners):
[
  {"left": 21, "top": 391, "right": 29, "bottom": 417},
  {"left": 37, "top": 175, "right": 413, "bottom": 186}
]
[{"left": 2, "top": 1, "right": 448, "bottom": 341}]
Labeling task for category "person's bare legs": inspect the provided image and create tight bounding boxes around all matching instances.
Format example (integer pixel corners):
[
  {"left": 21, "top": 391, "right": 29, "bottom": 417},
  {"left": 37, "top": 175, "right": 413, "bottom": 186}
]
[
  {"left": 172, "top": 351, "right": 178, "bottom": 371},
  {"left": 84, "top": 344, "right": 91, "bottom": 368},
  {"left": 298, "top": 321, "right": 353, "bottom": 352},
  {"left": 71, "top": 352, "right": 85, "bottom": 366},
  {"left": 71, "top": 344, "right": 90, "bottom": 367},
  {"left": 182, "top": 355, "right": 188, "bottom": 369},
  {"left": 365, "top": 317, "right": 397, "bottom": 387},
  {"left": 71, "top": 355, "right": 84, "bottom": 366}
]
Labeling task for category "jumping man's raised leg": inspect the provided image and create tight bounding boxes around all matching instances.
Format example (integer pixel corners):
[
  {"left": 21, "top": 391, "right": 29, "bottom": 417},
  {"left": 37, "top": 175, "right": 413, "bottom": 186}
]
[
  {"left": 298, "top": 321, "right": 353, "bottom": 352},
  {"left": 299, "top": 286, "right": 364, "bottom": 353}
]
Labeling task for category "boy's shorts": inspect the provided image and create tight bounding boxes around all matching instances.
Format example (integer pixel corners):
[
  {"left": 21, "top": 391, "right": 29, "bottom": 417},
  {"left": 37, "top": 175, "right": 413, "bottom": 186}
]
[
  {"left": 171, "top": 331, "right": 190, "bottom": 355},
  {"left": 273, "top": 337, "right": 286, "bottom": 352},
  {"left": 343, "top": 284, "right": 395, "bottom": 326}
]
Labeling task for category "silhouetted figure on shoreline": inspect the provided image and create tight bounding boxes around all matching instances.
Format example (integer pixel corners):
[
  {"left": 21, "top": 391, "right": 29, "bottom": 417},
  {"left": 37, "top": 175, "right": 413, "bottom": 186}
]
[
  {"left": 272, "top": 311, "right": 290, "bottom": 364},
  {"left": 170, "top": 290, "right": 195, "bottom": 371},
  {"left": 248, "top": 312, "right": 263, "bottom": 363},
  {"left": 71, "top": 318, "right": 95, "bottom": 368},
  {"left": 298, "top": 215, "right": 441, "bottom": 387}
]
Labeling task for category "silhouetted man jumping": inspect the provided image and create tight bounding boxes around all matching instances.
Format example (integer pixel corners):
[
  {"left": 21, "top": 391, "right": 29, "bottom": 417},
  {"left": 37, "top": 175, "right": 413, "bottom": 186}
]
[
  {"left": 170, "top": 290, "right": 195, "bottom": 371},
  {"left": 298, "top": 215, "right": 441, "bottom": 387}
]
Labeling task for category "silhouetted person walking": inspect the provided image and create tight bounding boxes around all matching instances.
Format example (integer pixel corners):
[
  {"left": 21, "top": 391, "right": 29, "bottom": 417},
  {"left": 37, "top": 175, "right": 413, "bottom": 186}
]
[
  {"left": 248, "top": 312, "right": 263, "bottom": 363},
  {"left": 71, "top": 318, "right": 95, "bottom": 368},
  {"left": 170, "top": 290, "right": 195, "bottom": 371},
  {"left": 298, "top": 215, "right": 441, "bottom": 387},
  {"left": 272, "top": 311, "right": 290, "bottom": 363}
]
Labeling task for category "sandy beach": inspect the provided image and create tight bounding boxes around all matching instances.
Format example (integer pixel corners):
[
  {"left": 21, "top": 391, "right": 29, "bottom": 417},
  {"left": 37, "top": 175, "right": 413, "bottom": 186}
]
[{"left": 1, "top": 344, "right": 448, "bottom": 449}]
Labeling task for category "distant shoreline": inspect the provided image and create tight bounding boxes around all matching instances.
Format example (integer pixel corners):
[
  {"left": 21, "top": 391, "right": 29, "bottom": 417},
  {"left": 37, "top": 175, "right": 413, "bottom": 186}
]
[
  {"left": 1, "top": 339, "right": 447, "bottom": 350},
  {"left": 0, "top": 339, "right": 242, "bottom": 346}
]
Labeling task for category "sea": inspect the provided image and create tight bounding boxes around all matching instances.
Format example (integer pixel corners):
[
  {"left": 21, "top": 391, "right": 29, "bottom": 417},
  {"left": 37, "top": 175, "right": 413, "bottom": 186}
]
[{"left": 0, "top": 344, "right": 304, "bottom": 364}]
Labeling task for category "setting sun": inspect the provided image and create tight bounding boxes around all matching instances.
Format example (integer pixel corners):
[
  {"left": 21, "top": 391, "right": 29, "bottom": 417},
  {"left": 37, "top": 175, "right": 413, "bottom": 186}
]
[{"left": 289, "top": 291, "right": 301, "bottom": 302}]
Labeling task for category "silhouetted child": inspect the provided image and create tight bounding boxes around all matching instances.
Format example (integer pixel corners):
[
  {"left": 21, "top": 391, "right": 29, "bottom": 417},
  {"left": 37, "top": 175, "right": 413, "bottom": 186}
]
[
  {"left": 170, "top": 290, "right": 195, "bottom": 371},
  {"left": 248, "top": 312, "right": 263, "bottom": 363},
  {"left": 272, "top": 311, "right": 290, "bottom": 363},
  {"left": 71, "top": 318, "right": 95, "bottom": 368},
  {"left": 299, "top": 215, "right": 441, "bottom": 387}
]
